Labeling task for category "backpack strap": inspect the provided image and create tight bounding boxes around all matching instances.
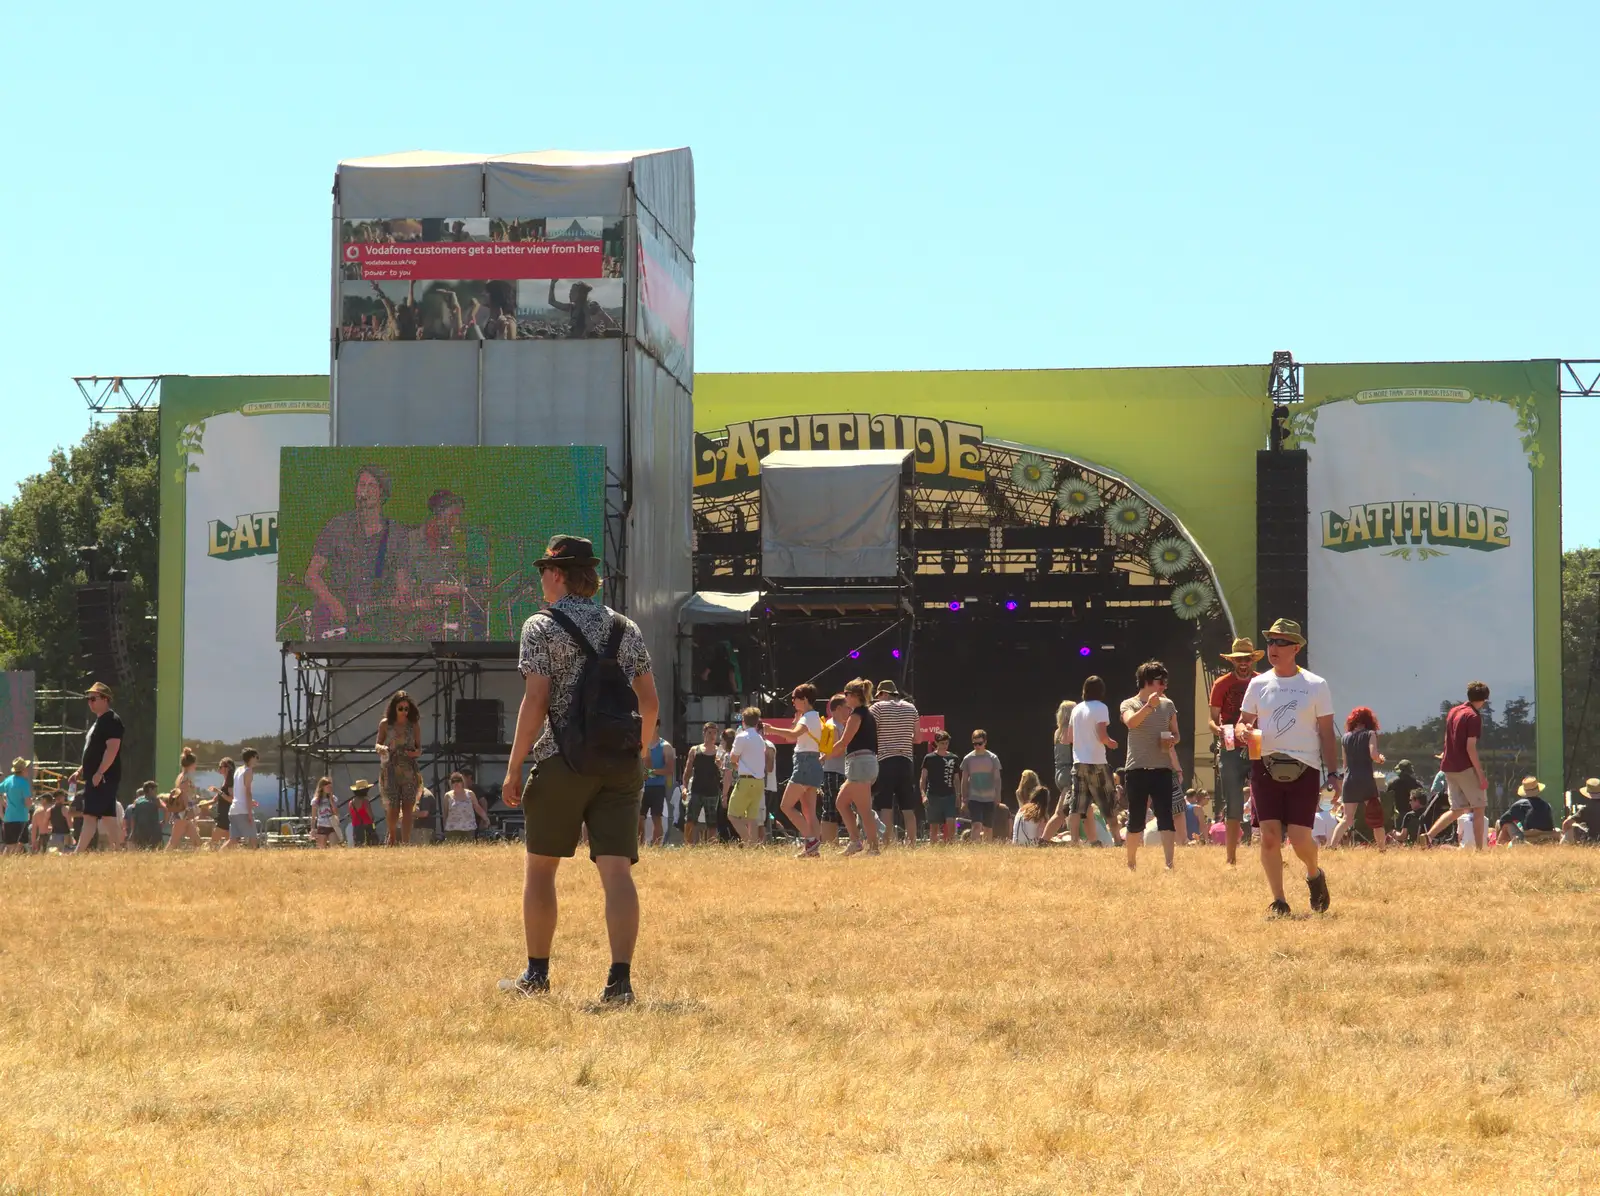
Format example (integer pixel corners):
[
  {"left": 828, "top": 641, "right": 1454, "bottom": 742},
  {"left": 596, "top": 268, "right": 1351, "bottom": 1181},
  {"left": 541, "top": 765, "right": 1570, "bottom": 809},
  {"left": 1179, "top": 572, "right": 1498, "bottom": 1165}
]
[
  {"left": 543, "top": 606, "right": 598, "bottom": 660},
  {"left": 602, "top": 613, "right": 626, "bottom": 661}
]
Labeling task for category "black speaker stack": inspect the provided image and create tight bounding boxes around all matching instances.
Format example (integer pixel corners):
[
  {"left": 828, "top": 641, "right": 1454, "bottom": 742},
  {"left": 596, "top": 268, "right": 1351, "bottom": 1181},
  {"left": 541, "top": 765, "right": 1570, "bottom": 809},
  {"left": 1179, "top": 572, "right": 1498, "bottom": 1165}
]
[
  {"left": 1256, "top": 449, "right": 1308, "bottom": 662},
  {"left": 453, "top": 698, "right": 504, "bottom": 747}
]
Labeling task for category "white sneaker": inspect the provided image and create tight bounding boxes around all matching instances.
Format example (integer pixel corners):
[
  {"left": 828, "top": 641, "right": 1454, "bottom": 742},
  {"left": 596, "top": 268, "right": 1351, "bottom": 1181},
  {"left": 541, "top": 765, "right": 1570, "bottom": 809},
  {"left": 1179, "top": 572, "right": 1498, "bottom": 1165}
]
[{"left": 841, "top": 839, "right": 864, "bottom": 856}]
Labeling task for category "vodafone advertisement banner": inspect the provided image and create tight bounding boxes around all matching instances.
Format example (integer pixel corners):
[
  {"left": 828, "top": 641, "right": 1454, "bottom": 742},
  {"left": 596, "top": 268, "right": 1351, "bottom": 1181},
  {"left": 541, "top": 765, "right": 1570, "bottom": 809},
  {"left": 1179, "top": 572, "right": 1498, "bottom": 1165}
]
[
  {"left": 1297, "top": 363, "right": 1560, "bottom": 800},
  {"left": 337, "top": 216, "right": 625, "bottom": 342}
]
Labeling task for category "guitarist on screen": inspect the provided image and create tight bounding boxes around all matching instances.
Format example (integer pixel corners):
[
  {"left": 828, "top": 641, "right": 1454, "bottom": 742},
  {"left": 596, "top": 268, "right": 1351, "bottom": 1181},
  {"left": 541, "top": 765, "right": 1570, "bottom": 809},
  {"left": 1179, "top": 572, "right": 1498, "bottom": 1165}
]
[{"left": 304, "top": 464, "right": 412, "bottom": 639}]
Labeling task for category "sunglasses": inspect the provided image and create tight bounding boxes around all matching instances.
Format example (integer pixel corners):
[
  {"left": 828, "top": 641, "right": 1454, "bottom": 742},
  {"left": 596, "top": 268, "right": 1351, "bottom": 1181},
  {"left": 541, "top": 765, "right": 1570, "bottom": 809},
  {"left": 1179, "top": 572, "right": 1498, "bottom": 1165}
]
[
  {"left": 972, "top": 738, "right": 987, "bottom": 745},
  {"left": 1266, "top": 638, "right": 1298, "bottom": 648}
]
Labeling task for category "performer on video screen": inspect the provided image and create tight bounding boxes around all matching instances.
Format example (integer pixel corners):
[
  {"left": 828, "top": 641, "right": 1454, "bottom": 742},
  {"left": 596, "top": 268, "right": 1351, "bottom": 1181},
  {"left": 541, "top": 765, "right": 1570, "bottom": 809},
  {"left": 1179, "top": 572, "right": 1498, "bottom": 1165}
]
[
  {"left": 303, "top": 464, "right": 412, "bottom": 639},
  {"left": 409, "top": 489, "right": 490, "bottom": 639}
]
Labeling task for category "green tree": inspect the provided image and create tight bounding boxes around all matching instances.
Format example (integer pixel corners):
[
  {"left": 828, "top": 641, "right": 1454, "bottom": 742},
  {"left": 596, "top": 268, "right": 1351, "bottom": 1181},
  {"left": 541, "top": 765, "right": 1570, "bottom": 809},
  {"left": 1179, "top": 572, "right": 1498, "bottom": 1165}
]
[
  {"left": 0, "top": 412, "right": 159, "bottom": 786},
  {"left": 1564, "top": 546, "right": 1600, "bottom": 789}
]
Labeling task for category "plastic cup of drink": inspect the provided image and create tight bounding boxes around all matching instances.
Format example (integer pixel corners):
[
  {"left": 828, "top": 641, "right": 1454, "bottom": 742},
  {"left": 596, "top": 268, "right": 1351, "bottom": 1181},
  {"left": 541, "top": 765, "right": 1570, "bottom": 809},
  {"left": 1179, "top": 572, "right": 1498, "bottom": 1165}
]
[
  {"left": 1222, "top": 726, "right": 1236, "bottom": 751},
  {"left": 1248, "top": 729, "right": 1263, "bottom": 760}
]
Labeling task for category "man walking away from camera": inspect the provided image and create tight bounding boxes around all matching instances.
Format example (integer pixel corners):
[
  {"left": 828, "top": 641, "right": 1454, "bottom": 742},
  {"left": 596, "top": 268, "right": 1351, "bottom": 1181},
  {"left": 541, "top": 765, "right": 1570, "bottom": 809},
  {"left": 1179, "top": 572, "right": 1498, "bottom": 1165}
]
[{"left": 501, "top": 536, "right": 658, "bottom": 1004}]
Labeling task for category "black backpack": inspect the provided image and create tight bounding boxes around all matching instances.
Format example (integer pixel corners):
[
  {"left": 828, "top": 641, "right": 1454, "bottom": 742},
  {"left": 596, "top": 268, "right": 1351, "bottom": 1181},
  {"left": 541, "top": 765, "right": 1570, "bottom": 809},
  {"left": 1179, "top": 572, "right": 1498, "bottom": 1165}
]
[{"left": 543, "top": 607, "right": 643, "bottom": 773}]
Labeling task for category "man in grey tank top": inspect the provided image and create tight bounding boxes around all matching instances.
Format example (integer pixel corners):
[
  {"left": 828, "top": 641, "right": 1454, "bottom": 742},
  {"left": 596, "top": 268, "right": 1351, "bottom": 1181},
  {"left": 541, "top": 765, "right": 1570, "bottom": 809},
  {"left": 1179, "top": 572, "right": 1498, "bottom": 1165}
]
[{"left": 1119, "top": 661, "right": 1181, "bottom": 870}]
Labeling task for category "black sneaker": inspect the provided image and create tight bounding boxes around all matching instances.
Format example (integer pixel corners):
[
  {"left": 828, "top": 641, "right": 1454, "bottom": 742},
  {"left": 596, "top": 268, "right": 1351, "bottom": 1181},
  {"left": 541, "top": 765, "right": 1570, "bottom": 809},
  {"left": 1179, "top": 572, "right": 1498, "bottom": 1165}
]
[
  {"left": 600, "top": 978, "right": 635, "bottom": 1005},
  {"left": 1267, "top": 899, "right": 1292, "bottom": 919},
  {"left": 1307, "top": 869, "right": 1330, "bottom": 913},
  {"left": 497, "top": 970, "right": 550, "bottom": 996}
]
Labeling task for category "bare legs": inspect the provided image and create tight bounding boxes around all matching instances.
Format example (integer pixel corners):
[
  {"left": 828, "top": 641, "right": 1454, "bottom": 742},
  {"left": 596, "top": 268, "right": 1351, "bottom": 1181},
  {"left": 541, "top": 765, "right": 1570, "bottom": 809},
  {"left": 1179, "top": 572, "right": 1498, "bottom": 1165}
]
[
  {"left": 1427, "top": 805, "right": 1487, "bottom": 849},
  {"left": 836, "top": 779, "right": 878, "bottom": 851},
  {"left": 779, "top": 782, "right": 819, "bottom": 842},
  {"left": 72, "top": 814, "right": 123, "bottom": 854},
  {"left": 1328, "top": 801, "right": 1363, "bottom": 850},
  {"left": 1259, "top": 820, "right": 1320, "bottom": 902},
  {"left": 523, "top": 853, "right": 638, "bottom": 966}
]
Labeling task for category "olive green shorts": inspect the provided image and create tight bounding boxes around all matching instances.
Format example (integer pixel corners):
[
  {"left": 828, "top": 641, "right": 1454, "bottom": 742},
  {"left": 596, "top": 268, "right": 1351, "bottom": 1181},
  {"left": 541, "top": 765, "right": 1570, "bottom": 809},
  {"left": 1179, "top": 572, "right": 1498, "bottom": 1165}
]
[{"left": 522, "top": 754, "right": 645, "bottom": 863}]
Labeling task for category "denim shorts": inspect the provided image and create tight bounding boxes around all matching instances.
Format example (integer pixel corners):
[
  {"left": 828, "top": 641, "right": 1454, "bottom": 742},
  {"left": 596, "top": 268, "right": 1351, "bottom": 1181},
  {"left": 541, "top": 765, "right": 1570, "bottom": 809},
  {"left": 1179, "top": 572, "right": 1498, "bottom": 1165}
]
[
  {"left": 790, "top": 751, "right": 825, "bottom": 788},
  {"left": 845, "top": 752, "right": 880, "bottom": 784}
]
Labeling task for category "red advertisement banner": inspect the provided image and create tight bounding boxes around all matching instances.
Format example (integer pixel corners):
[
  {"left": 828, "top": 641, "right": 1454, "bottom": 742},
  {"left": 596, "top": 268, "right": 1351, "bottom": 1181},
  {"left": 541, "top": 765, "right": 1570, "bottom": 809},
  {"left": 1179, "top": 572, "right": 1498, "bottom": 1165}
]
[{"left": 343, "top": 240, "right": 603, "bottom": 282}]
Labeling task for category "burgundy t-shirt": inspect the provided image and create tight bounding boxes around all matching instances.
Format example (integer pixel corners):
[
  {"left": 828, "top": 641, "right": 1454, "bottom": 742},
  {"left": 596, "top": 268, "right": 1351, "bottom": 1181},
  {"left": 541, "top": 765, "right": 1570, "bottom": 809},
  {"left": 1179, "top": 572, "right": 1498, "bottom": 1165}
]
[{"left": 1440, "top": 703, "right": 1482, "bottom": 773}]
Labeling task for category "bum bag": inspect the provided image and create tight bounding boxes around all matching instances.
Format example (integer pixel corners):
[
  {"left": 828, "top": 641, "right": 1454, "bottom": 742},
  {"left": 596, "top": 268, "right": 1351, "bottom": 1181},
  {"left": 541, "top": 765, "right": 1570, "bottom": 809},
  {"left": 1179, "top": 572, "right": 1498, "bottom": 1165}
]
[{"left": 1264, "top": 753, "right": 1309, "bottom": 784}]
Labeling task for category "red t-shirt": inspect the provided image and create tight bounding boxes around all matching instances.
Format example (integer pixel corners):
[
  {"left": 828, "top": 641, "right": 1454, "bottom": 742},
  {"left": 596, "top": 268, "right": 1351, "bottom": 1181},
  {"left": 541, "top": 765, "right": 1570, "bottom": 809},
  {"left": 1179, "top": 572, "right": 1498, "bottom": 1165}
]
[
  {"left": 350, "top": 799, "right": 374, "bottom": 827},
  {"left": 1209, "top": 671, "right": 1253, "bottom": 727},
  {"left": 1440, "top": 703, "right": 1482, "bottom": 773}
]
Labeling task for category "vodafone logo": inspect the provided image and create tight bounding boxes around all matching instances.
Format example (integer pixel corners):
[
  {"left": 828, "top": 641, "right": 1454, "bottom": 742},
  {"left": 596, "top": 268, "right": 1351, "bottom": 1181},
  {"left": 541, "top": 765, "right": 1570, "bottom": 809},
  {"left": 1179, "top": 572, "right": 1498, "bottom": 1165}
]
[{"left": 344, "top": 244, "right": 360, "bottom": 261}]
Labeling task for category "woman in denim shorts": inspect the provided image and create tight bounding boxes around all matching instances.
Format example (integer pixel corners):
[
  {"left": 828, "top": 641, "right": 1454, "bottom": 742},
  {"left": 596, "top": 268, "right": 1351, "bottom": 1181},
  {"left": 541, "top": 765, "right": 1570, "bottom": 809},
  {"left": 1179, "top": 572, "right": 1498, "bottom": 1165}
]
[
  {"left": 770, "top": 683, "right": 827, "bottom": 858},
  {"left": 831, "top": 679, "right": 882, "bottom": 856}
]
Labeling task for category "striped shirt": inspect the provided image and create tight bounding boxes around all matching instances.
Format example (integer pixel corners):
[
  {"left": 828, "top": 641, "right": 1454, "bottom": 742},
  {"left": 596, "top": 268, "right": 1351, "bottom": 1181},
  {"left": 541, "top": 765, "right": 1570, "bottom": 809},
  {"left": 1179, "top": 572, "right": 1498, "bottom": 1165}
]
[{"left": 869, "top": 698, "right": 919, "bottom": 760}]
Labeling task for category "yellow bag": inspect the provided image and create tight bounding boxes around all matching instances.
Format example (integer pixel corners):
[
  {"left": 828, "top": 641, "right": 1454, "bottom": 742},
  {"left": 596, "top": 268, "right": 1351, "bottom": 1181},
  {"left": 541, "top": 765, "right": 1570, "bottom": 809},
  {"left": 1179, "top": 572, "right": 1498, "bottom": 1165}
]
[{"left": 817, "top": 719, "right": 836, "bottom": 755}]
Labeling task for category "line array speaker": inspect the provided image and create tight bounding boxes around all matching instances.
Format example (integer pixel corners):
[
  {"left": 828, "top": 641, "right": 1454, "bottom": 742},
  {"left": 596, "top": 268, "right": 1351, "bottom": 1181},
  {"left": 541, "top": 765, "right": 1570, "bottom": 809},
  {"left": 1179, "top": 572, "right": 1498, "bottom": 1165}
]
[{"left": 1256, "top": 449, "right": 1308, "bottom": 660}]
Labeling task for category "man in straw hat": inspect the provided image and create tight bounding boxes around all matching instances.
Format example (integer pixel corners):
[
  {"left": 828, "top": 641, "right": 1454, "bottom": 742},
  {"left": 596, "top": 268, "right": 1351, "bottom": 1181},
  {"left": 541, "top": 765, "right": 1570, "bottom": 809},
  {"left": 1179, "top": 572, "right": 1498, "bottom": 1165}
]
[
  {"left": 501, "top": 535, "right": 658, "bottom": 1004},
  {"left": 1496, "top": 776, "right": 1556, "bottom": 845},
  {"left": 1232, "top": 619, "right": 1338, "bottom": 917},
  {"left": 1562, "top": 778, "right": 1600, "bottom": 844},
  {"left": 69, "top": 682, "right": 125, "bottom": 853},
  {"left": 1425, "top": 681, "right": 1491, "bottom": 849},
  {"left": 1208, "top": 636, "right": 1263, "bottom": 865}
]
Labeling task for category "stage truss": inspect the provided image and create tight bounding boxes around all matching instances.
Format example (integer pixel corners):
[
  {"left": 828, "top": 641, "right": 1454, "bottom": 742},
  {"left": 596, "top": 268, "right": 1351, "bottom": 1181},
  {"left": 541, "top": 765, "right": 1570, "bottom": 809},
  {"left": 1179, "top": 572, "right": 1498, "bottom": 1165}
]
[
  {"left": 277, "top": 641, "right": 519, "bottom": 818},
  {"left": 692, "top": 438, "right": 1229, "bottom": 640}
]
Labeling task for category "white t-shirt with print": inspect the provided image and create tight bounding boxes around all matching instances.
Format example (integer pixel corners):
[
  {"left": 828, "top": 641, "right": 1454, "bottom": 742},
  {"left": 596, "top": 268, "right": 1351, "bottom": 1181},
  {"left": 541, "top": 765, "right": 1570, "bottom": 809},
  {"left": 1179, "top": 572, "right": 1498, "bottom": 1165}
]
[
  {"left": 1070, "top": 700, "right": 1111, "bottom": 766},
  {"left": 1241, "top": 668, "right": 1333, "bottom": 769},
  {"left": 730, "top": 727, "right": 767, "bottom": 779}
]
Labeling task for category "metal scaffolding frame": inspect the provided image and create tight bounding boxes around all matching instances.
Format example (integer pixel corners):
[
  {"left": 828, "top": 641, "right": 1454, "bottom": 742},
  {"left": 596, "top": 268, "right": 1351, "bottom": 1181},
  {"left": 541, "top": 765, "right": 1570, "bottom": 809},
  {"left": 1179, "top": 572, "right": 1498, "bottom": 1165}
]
[
  {"left": 277, "top": 641, "right": 520, "bottom": 818},
  {"left": 75, "top": 376, "right": 162, "bottom": 414}
]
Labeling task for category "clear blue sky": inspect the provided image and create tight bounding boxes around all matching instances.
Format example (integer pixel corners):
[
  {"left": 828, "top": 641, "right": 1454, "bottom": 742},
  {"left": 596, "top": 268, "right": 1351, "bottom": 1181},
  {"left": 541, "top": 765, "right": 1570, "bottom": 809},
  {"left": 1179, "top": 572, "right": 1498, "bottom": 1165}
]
[{"left": 2, "top": 0, "right": 1594, "bottom": 545}]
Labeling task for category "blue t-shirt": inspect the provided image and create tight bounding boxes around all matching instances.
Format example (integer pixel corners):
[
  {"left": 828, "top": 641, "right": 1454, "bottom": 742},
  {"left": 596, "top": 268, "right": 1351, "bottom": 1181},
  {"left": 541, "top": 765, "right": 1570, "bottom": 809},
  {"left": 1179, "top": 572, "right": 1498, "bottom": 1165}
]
[
  {"left": 644, "top": 740, "right": 668, "bottom": 791},
  {"left": 1, "top": 774, "right": 33, "bottom": 822}
]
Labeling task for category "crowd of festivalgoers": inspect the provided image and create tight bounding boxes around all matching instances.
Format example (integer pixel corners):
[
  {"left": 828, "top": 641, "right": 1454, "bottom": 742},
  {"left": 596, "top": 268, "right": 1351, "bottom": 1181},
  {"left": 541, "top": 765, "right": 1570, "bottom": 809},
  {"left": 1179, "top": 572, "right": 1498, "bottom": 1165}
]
[{"left": 7, "top": 657, "right": 1599, "bottom": 860}]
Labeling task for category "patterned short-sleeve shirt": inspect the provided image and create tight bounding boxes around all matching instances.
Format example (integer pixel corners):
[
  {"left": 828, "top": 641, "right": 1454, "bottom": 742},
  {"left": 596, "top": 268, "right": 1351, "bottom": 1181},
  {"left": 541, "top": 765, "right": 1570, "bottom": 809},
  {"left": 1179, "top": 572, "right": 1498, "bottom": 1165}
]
[{"left": 518, "top": 596, "right": 652, "bottom": 764}]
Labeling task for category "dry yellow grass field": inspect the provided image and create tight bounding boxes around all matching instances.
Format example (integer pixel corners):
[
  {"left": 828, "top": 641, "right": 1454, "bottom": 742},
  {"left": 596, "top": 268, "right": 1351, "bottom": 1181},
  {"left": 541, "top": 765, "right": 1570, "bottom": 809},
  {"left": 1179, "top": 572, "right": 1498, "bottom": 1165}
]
[{"left": 2, "top": 842, "right": 1598, "bottom": 1194}]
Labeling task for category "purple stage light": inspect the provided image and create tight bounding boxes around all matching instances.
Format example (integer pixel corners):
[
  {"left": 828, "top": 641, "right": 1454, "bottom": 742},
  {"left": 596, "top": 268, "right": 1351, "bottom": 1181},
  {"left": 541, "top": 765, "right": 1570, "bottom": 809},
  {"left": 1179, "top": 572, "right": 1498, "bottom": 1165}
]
[
  {"left": 1079, "top": 646, "right": 1092, "bottom": 657},
  {"left": 948, "top": 600, "right": 962, "bottom": 611},
  {"left": 1004, "top": 600, "right": 1018, "bottom": 611},
  {"left": 891, "top": 649, "right": 902, "bottom": 659},
  {"left": 849, "top": 650, "right": 861, "bottom": 659}
]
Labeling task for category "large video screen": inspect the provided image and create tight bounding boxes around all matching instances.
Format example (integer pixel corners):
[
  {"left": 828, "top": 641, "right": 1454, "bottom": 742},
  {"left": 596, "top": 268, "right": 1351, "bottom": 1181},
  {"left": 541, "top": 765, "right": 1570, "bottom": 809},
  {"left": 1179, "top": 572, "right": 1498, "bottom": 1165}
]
[{"left": 276, "top": 446, "right": 605, "bottom": 644}]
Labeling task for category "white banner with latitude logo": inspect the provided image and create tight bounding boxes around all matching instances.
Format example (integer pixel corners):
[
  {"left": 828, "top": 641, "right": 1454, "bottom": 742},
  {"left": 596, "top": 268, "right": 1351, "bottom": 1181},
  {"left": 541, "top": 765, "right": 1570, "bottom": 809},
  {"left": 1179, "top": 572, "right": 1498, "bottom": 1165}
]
[{"left": 1303, "top": 393, "right": 1535, "bottom": 771}]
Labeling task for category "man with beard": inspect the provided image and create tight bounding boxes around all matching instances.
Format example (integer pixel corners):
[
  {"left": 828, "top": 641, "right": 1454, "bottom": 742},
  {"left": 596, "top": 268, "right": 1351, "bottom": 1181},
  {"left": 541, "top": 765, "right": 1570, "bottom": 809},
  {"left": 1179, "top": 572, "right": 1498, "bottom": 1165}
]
[{"left": 1208, "top": 638, "right": 1263, "bottom": 865}]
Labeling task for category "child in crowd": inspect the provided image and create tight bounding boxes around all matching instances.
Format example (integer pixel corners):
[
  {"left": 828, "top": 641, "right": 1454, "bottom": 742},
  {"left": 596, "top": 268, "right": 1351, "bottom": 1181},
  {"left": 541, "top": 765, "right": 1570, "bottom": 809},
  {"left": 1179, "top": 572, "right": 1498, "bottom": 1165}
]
[
  {"left": 309, "top": 777, "right": 340, "bottom": 847},
  {"left": 29, "top": 792, "right": 53, "bottom": 853},
  {"left": 349, "top": 780, "right": 378, "bottom": 846}
]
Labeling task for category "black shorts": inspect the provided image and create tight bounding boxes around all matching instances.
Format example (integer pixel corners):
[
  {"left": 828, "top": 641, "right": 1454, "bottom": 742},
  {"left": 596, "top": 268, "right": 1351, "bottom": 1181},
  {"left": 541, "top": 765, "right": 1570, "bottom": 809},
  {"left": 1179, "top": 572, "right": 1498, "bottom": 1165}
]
[
  {"left": 966, "top": 799, "right": 996, "bottom": 830},
  {"left": 2, "top": 821, "right": 25, "bottom": 845},
  {"left": 872, "top": 756, "right": 922, "bottom": 814},
  {"left": 818, "top": 771, "right": 843, "bottom": 823},
  {"left": 81, "top": 779, "right": 118, "bottom": 818},
  {"left": 1124, "top": 768, "right": 1175, "bottom": 834},
  {"left": 639, "top": 786, "right": 666, "bottom": 817}
]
